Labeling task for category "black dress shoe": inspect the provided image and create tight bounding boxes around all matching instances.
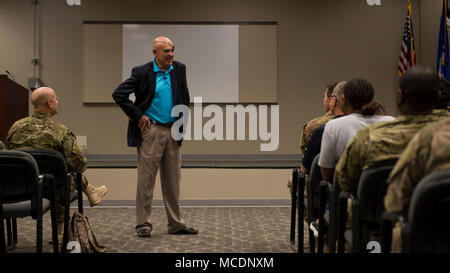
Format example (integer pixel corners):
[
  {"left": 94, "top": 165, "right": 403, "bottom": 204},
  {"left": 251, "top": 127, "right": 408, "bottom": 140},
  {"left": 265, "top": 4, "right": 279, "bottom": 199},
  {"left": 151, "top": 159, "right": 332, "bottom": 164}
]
[{"left": 170, "top": 226, "right": 199, "bottom": 235}]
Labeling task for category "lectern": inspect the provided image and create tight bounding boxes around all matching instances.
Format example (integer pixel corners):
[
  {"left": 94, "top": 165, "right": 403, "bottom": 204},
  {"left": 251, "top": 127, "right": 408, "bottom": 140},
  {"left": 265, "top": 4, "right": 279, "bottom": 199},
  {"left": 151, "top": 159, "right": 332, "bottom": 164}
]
[{"left": 0, "top": 75, "right": 29, "bottom": 142}]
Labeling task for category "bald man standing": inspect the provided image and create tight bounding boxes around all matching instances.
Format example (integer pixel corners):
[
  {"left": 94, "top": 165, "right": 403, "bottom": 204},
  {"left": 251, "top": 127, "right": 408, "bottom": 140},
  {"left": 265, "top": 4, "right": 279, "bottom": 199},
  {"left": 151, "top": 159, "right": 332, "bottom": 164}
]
[
  {"left": 113, "top": 36, "right": 195, "bottom": 238},
  {"left": 7, "top": 87, "right": 107, "bottom": 244}
]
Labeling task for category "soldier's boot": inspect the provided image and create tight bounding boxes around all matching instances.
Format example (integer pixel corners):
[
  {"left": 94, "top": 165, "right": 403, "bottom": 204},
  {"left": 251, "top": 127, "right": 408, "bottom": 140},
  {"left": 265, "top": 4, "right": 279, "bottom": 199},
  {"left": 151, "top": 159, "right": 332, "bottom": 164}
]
[{"left": 84, "top": 184, "right": 108, "bottom": 207}]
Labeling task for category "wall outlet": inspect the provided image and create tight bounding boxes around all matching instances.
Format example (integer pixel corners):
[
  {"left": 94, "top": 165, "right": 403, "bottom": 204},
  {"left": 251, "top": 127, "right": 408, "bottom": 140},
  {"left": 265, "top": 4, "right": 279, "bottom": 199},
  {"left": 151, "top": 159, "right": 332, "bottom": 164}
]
[{"left": 76, "top": 135, "right": 87, "bottom": 153}]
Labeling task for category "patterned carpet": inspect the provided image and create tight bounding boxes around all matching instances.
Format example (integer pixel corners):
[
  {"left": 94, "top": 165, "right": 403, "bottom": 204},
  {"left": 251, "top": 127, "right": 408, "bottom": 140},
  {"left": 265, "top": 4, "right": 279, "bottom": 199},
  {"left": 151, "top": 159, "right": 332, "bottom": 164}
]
[{"left": 4, "top": 206, "right": 309, "bottom": 253}]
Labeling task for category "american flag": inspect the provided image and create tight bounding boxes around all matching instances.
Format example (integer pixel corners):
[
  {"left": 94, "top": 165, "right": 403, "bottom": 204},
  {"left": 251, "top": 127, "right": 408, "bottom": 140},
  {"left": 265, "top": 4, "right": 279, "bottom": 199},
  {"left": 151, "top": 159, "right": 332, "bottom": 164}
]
[{"left": 397, "top": 0, "right": 415, "bottom": 76}]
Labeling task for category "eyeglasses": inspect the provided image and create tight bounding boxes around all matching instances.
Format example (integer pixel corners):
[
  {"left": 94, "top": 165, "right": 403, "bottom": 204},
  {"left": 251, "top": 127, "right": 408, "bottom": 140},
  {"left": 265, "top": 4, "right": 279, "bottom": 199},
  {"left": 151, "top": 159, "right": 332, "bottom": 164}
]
[
  {"left": 162, "top": 47, "right": 175, "bottom": 53},
  {"left": 330, "top": 95, "right": 339, "bottom": 102}
]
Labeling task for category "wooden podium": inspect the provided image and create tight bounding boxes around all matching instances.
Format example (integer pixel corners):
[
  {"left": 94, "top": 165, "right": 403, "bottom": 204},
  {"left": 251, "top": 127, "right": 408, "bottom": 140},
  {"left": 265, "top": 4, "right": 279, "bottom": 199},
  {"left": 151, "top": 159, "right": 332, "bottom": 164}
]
[{"left": 0, "top": 74, "right": 29, "bottom": 142}]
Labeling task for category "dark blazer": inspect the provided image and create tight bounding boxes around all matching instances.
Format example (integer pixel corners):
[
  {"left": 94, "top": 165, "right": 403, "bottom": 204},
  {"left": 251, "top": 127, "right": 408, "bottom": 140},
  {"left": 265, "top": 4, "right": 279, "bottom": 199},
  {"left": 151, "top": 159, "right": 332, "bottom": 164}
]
[{"left": 112, "top": 60, "right": 190, "bottom": 147}]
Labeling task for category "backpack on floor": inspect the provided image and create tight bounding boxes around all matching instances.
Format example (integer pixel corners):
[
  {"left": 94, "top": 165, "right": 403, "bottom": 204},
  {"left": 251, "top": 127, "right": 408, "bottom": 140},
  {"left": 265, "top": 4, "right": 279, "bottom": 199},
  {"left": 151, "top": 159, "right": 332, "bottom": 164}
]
[{"left": 67, "top": 212, "right": 106, "bottom": 253}]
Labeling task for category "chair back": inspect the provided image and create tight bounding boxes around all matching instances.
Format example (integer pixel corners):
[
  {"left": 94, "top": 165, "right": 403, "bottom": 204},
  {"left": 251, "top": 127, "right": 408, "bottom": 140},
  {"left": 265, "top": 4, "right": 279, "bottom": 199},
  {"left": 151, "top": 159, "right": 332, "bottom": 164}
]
[
  {"left": 356, "top": 159, "right": 398, "bottom": 226},
  {"left": 407, "top": 169, "right": 450, "bottom": 252},
  {"left": 19, "top": 149, "right": 68, "bottom": 187},
  {"left": 0, "top": 150, "right": 40, "bottom": 204}
]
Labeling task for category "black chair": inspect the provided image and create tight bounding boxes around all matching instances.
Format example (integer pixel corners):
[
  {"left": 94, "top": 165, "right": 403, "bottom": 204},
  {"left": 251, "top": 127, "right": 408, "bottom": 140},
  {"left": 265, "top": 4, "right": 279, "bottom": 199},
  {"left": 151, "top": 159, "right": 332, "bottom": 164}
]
[
  {"left": 306, "top": 154, "right": 322, "bottom": 253},
  {"left": 289, "top": 168, "right": 305, "bottom": 254},
  {"left": 381, "top": 168, "right": 450, "bottom": 253},
  {"left": 15, "top": 149, "right": 84, "bottom": 252},
  {"left": 328, "top": 175, "right": 340, "bottom": 253},
  {"left": 0, "top": 150, "right": 58, "bottom": 253},
  {"left": 317, "top": 172, "right": 340, "bottom": 253},
  {"left": 337, "top": 159, "right": 397, "bottom": 253}
]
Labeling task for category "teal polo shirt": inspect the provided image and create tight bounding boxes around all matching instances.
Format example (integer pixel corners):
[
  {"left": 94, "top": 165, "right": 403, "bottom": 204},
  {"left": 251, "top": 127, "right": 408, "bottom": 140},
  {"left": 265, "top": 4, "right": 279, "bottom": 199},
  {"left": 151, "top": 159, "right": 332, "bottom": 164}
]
[{"left": 144, "top": 59, "right": 176, "bottom": 123}]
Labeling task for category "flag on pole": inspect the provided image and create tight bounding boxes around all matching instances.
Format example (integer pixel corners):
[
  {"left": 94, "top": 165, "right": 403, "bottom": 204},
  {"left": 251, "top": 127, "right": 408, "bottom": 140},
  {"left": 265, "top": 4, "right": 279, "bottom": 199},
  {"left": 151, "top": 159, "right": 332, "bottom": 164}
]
[
  {"left": 437, "top": 0, "right": 450, "bottom": 80},
  {"left": 397, "top": 0, "right": 416, "bottom": 76}
]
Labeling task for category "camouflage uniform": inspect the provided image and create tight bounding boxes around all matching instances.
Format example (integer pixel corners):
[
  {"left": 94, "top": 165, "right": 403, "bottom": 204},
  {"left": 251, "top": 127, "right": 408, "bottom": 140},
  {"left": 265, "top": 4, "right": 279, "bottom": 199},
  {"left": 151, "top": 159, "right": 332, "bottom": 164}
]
[
  {"left": 0, "top": 140, "right": 6, "bottom": 150},
  {"left": 6, "top": 112, "right": 89, "bottom": 223},
  {"left": 336, "top": 111, "right": 450, "bottom": 193},
  {"left": 384, "top": 117, "right": 450, "bottom": 252},
  {"left": 433, "top": 109, "right": 450, "bottom": 116},
  {"left": 300, "top": 111, "right": 334, "bottom": 154},
  {"left": 289, "top": 111, "right": 334, "bottom": 197}
]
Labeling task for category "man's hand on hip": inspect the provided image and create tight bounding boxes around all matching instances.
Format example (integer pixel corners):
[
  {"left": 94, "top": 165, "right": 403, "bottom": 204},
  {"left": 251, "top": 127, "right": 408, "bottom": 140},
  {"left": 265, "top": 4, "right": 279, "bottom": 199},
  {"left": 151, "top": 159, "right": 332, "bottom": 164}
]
[{"left": 139, "top": 115, "right": 151, "bottom": 132}]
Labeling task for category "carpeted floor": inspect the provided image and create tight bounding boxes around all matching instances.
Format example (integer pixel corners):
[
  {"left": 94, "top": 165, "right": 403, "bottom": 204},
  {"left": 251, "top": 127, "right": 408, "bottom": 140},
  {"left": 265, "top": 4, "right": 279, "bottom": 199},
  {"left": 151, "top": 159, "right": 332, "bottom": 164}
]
[{"left": 4, "top": 206, "right": 309, "bottom": 253}]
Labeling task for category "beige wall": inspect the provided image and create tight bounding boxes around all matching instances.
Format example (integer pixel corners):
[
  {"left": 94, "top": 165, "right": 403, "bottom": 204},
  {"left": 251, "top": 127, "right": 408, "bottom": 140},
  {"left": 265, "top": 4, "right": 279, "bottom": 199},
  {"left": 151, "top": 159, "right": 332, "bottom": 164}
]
[
  {"left": 85, "top": 168, "right": 292, "bottom": 200},
  {"left": 0, "top": 0, "right": 444, "bottom": 200}
]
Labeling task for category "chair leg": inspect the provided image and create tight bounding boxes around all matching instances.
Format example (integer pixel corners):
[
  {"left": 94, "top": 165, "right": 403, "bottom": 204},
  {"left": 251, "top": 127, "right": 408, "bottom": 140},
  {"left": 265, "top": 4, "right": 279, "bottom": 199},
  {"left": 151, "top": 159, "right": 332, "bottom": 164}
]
[
  {"left": 50, "top": 205, "right": 59, "bottom": 253},
  {"left": 36, "top": 181, "right": 43, "bottom": 253},
  {"left": 10, "top": 219, "right": 18, "bottom": 250},
  {"left": 0, "top": 188, "right": 5, "bottom": 254},
  {"left": 77, "top": 173, "right": 83, "bottom": 214},
  {"left": 306, "top": 177, "right": 316, "bottom": 253},
  {"left": 290, "top": 169, "right": 298, "bottom": 245},
  {"left": 298, "top": 171, "right": 305, "bottom": 254},
  {"left": 0, "top": 219, "right": 5, "bottom": 254},
  {"left": 337, "top": 195, "right": 348, "bottom": 253},
  {"left": 6, "top": 218, "right": 12, "bottom": 247},
  {"left": 12, "top": 218, "right": 17, "bottom": 245},
  {"left": 36, "top": 212, "right": 42, "bottom": 253},
  {"left": 328, "top": 187, "right": 337, "bottom": 253},
  {"left": 318, "top": 182, "right": 328, "bottom": 254},
  {"left": 62, "top": 174, "right": 71, "bottom": 253}
]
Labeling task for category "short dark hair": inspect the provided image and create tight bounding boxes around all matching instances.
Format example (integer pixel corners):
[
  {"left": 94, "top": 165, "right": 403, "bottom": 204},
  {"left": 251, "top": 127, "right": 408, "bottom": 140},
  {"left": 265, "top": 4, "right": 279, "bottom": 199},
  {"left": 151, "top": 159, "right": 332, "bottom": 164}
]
[
  {"left": 437, "top": 77, "right": 450, "bottom": 109},
  {"left": 325, "top": 81, "right": 338, "bottom": 98},
  {"left": 400, "top": 64, "right": 440, "bottom": 108}
]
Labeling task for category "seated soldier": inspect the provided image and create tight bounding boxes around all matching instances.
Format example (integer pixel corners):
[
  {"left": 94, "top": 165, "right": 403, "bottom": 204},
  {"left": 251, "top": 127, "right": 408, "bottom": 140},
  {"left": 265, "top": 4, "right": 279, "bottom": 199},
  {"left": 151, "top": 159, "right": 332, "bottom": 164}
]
[
  {"left": 435, "top": 77, "right": 450, "bottom": 114},
  {"left": 299, "top": 81, "right": 338, "bottom": 154},
  {"left": 288, "top": 81, "right": 338, "bottom": 193},
  {"left": 301, "top": 81, "right": 346, "bottom": 174},
  {"left": 318, "top": 78, "right": 395, "bottom": 181},
  {"left": 6, "top": 86, "right": 108, "bottom": 244},
  {"left": 336, "top": 65, "right": 449, "bottom": 193},
  {"left": 384, "top": 117, "right": 450, "bottom": 252}
]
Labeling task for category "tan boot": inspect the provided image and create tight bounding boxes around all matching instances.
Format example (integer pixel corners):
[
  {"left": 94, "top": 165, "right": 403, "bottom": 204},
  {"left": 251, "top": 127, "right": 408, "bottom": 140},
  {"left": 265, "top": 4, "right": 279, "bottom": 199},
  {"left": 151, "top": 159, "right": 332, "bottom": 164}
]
[
  {"left": 84, "top": 184, "right": 108, "bottom": 207},
  {"left": 49, "top": 222, "right": 64, "bottom": 245}
]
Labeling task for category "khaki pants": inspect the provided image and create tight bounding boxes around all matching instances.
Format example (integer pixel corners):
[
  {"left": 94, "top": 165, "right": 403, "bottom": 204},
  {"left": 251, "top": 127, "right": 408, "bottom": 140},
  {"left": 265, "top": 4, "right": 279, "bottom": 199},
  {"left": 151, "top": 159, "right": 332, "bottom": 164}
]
[
  {"left": 136, "top": 124, "right": 185, "bottom": 233},
  {"left": 391, "top": 222, "right": 402, "bottom": 253}
]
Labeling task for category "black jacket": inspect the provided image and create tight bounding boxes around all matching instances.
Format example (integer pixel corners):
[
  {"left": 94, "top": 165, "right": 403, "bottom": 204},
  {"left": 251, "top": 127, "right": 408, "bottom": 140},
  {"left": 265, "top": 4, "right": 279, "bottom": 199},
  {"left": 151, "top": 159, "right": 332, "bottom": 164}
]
[
  {"left": 302, "top": 115, "right": 344, "bottom": 172},
  {"left": 112, "top": 60, "right": 190, "bottom": 147}
]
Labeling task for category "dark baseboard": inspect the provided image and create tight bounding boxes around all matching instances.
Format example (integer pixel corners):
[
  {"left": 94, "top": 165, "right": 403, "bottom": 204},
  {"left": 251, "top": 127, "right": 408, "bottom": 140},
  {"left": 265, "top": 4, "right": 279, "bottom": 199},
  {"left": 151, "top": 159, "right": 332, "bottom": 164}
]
[{"left": 86, "top": 154, "right": 302, "bottom": 169}]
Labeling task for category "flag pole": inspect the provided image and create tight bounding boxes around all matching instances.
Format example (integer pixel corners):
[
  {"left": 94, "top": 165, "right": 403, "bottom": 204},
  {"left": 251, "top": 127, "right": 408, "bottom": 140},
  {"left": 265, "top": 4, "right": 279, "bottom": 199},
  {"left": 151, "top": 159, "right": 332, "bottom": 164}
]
[{"left": 408, "top": 0, "right": 415, "bottom": 66}]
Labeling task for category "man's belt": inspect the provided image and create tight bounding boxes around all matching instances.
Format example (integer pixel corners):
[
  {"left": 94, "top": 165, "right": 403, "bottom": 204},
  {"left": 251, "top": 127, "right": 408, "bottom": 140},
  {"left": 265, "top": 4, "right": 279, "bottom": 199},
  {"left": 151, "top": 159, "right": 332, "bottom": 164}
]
[{"left": 150, "top": 119, "right": 174, "bottom": 128}]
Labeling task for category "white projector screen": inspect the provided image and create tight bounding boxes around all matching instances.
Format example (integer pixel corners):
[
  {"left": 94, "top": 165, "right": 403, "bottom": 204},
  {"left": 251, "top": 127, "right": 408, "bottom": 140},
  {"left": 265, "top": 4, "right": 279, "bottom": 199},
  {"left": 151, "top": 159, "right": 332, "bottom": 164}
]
[{"left": 122, "top": 24, "right": 239, "bottom": 103}]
